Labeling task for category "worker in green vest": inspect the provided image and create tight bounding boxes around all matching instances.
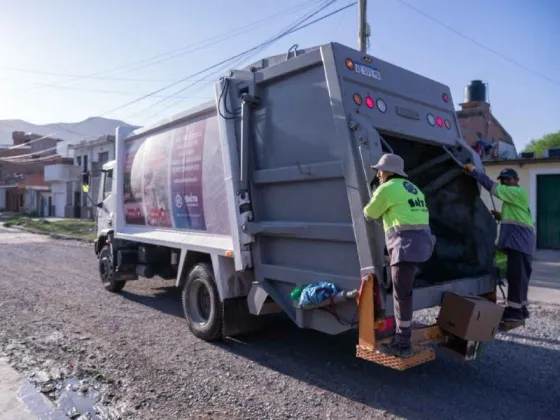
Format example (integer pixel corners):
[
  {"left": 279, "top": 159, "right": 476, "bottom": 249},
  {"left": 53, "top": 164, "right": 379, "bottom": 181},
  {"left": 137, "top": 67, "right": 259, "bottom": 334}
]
[
  {"left": 363, "top": 153, "right": 435, "bottom": 358},
  {"left": 464, "top": 165, "right": 536, "bottom": 322}
]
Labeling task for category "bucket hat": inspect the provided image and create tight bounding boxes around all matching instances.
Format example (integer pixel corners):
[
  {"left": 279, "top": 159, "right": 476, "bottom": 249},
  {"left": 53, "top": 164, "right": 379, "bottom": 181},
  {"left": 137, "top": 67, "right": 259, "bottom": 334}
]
[{"left": 371, "top": 153, "right": 408, "bottom": 177}]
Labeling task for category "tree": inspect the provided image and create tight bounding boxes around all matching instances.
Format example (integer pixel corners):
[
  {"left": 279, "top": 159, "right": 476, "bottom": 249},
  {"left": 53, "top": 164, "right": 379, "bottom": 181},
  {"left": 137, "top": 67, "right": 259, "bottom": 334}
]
[{"left": 523, "top": 131, "right": 560, "bottom": 156}]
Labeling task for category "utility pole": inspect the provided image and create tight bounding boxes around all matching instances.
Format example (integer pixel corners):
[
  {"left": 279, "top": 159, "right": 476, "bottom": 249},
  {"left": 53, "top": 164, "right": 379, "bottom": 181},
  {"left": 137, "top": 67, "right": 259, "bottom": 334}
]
[{"left": 358, "top": 0, "right": 370, "bottom": 53}]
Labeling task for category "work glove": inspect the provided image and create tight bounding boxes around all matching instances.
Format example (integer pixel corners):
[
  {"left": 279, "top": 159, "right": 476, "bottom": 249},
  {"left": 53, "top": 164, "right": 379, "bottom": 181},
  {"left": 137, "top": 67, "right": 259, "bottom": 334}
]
[
  {"left": 463, "top": 163, "right": 475, "bottom": 174},
  {"left": 490, "top": 210, "right": 502, "bottom": 221}
]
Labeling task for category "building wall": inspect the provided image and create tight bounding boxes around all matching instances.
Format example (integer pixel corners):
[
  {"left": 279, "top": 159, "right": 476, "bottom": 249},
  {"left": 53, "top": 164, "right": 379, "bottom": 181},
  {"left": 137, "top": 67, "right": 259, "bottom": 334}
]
[
  {"left": 23, "top": 190, "right": 41, "bottom": 215},
  {"left": 11, "top": 132, "right": 60, "bottom": 156},
  {"left": 0, "top": 189, "right": 5, "bottom": 210},
  {"left": 69, "top": 137, "right": 114, "bottom": 220},
  {"left": 51, "top": 182, "right": 68, "bottom": 218},
  {"left": 457, "top": 102, "right": 515, "bottom": 160},
  {"left": 71, "top": 138, "right": 115, "bottom": 172}
]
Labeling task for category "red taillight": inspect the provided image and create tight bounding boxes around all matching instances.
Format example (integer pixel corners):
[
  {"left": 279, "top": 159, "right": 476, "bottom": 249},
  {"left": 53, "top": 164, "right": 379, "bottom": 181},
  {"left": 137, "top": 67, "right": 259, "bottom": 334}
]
[
  {"left": 353, "top": 93, "right": 362, "bottom": 106},
  {"left": 436, "top": 117, "right": 443, "bottom": 127},
  {"left": 365, "top": 96, "right": 375, "bottom": 109},
  {"left": 442, "top": 93, "right": 449, "bottom": 103}
]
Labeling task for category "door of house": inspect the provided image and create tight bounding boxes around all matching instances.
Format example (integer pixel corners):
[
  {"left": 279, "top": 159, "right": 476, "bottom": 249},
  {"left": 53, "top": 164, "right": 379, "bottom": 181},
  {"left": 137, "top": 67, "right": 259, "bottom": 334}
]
[
  {"left": 536, "top": 174, "right": 560, "bottom": 249},
  {"left": 54, "top": 193, "right": 65, "bottom": 218},
  {"left": 73, "top": 191, "right": 81, "bottom": 218}
]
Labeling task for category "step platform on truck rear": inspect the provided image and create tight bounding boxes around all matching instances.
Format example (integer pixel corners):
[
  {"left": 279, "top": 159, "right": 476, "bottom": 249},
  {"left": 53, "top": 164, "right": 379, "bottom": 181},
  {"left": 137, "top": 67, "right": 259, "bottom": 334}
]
[
  {"left": 357, "top": 341, "right": 436, "bottom": 371},
  {"left": 356, "top": 324, "right": 443, "bottom": 371}
]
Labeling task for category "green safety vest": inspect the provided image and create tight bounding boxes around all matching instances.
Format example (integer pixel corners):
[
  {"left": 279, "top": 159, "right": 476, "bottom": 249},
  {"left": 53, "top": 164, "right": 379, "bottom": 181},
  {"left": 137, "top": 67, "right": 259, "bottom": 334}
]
[
  {"left": 363, "top": 178, "right": 429, "bottom": 232},
  {"left": 492, "top": 184, "right": 534, "bottom": 228}
]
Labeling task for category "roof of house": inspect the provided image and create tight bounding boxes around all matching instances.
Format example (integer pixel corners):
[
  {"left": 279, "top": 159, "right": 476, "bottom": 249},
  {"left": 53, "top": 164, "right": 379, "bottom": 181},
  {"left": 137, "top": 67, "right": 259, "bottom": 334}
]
[
  {"left": 68, "top": 135, "right": 115, "bottom": 150},
  {"left": 484, "top": 157, "right": 560, "bottom": 166}
]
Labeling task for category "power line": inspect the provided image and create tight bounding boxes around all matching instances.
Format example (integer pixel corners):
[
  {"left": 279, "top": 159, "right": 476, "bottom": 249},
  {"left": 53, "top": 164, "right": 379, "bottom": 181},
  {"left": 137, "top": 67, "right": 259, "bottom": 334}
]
[
  {"left": 137, "top": 0, "right": 356, "bottom": 123},
  {"left": 133, "top": 0, "right": 340, "bottom": 121},
  {"left": 0, "top": 78, "right": 213, "bottom": 99},
  {"left": 0, "top": 0, "right": 323, "bottom": 93},
  {"left": 0, "top": 146, "right": 59, "bottom": 161},
  {"left": 0, "top": 2, "right": 323, "bottom": 151},
  {"left": 98, "top": 0, "right": 340, "bottom": 118},
  {"left": 1, "top": 1, "right": 352, "bottom": 153},
  {"left": 395, "top": 0, "right": 560, "bottom": 88}
]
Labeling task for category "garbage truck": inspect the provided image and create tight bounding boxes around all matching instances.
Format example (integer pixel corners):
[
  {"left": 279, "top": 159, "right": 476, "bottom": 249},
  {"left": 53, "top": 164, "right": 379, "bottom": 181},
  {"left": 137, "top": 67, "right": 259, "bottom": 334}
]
[{"left": 93, "top": 42, "right": 515, "bottom": 370}]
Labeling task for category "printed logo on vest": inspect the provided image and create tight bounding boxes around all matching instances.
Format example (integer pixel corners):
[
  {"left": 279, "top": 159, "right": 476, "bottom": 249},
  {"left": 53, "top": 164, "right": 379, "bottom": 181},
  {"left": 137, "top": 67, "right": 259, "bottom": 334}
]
[
  {"left": 408, "top": 198, "right": 427, "bottom": 210},
  {"left": 403, "top": 181, "right": 418, "bottom": 195}
]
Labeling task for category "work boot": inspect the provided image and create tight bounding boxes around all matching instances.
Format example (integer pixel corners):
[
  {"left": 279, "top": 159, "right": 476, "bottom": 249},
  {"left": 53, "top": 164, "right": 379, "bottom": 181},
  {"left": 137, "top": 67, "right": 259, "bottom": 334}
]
[
  {"left": 502, "top": 307, "right": 524, "bottom": 323},
  {"left": 522, "top": 306, "right": 530, "bottom": 319},
  {"left": 378, "top": 339, "right": 413, "bottom": 358}
]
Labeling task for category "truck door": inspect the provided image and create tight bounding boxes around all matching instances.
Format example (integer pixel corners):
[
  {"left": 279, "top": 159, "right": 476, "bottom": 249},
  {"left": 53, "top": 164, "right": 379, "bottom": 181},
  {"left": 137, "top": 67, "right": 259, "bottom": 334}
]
[{"left": 97, "top": 169, "right": 114, "bottom": 233}]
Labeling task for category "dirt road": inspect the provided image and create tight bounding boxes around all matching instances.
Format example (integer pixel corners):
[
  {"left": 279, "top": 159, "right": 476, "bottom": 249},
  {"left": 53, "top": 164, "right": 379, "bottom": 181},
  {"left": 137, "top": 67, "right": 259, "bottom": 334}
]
[{"left": 0, "top": 226, "right": 558, "bottom": 419}]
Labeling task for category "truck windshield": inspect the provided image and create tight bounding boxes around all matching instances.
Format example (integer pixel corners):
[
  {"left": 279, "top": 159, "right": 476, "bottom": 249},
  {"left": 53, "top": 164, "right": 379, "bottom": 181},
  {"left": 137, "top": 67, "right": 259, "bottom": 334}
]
[{"left": 100, "top": 169, "right": 113, "bottom": 202}]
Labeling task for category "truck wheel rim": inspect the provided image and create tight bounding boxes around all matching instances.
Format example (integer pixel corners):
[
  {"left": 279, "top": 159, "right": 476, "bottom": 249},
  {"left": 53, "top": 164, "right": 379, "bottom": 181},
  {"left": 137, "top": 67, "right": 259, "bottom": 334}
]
[{"left": 188, "top": 280, "right": 211, "bottom": 325}]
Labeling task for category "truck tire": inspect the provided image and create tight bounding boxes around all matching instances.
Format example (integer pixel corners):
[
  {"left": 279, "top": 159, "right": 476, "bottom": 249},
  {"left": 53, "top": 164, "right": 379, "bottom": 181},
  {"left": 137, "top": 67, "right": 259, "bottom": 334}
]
[
  {"left": 182, "top": 262, "right": 223, "bottom": 341},
  {"left": 99, "top": 245, "right": 126, "bottom": 293}
]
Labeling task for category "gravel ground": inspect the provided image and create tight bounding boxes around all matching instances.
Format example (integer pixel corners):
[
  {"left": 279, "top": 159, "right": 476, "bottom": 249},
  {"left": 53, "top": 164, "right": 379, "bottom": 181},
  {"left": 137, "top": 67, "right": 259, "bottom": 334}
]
[{"left": 0, "top": 226, "right": 559, "bottom": 419}]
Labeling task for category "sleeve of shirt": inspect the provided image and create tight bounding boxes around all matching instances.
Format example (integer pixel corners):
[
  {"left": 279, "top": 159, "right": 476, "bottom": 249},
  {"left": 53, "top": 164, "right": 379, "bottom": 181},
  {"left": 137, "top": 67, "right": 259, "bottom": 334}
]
[
  {"left": 470, "top": 169, "right": 496, "bottom": 193},
  {"left": 363, "top": 186, "right": 390, "bottom": 220}
]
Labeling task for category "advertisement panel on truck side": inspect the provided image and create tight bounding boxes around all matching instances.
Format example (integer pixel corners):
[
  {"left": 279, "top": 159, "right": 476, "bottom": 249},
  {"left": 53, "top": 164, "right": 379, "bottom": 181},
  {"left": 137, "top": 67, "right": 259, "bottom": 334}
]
[{"left": 122, "top": 112, "right": 231, "bottom": 235}]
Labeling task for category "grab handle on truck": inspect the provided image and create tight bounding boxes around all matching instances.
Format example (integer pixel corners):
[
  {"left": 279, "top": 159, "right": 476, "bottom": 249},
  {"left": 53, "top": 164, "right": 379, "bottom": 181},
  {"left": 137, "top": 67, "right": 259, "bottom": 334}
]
[
  {"left": 442, "top": 145, "right": 497, "bottom": 212},
  {"left": 239, "top": 93, "right": 260, "bottom": 194}
]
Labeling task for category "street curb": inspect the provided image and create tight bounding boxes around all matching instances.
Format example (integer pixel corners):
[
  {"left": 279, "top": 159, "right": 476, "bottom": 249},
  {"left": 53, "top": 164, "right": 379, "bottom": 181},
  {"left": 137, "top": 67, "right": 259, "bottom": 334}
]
[
  {"left": 0, "top": 360, "right": 67, "bottom": 420},
  {"left": 18, "top": 380, "right": 68, "bottom": 420},
  {"left": 6, "top": 225, "right": 94, "bottom": 244}
]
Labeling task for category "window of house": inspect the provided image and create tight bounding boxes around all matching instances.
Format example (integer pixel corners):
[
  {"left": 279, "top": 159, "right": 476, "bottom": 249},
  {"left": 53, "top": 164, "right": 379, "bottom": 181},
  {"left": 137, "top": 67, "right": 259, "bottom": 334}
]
[
  {"left": 98, "top": 152, "right": 109, "bottom": 165},
  {"left": 76, "top": 156, "right": 82, "bottom": 166}
]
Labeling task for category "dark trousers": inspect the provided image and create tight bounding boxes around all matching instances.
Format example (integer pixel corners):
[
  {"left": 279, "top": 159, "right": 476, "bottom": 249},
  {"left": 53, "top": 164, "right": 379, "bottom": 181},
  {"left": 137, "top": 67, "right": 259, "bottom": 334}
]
[
  {"left": 391, "top": 262, "right": 416, "bottom": 346},
  {"left": 506, "top": 249, "right": 533, "bottom": 310}
]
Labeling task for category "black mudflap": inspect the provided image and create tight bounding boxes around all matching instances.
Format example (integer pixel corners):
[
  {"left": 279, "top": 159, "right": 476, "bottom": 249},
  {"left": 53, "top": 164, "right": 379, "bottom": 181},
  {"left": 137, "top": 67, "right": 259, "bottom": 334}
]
[{"left": 222, "top": 297, "right": 266, "bottom": 338}]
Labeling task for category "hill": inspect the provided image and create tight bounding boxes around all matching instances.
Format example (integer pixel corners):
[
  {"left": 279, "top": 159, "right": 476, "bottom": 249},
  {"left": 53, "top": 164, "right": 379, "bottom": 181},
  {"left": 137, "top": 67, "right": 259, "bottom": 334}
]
[{"left": 0, "top": 117, "right": 133, "bottom": 155}]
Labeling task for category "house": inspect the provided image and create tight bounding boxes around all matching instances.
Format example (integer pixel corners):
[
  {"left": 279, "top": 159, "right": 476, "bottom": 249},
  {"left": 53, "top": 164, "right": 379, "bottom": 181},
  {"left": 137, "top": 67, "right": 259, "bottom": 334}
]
[
  {"left": 457, "top": 81, "right": 517, "bottom": 161},
  {"left": 43, "top": 162, "right": 82, "bottom": 218},
  {"left": 0, "top": 132, "right": 67, "bottom": 216},
  {"left": 67, "top": 134, "right": 115, "bottom": 219},
  {"left": 482, "top": 155, "right": 560, "bottom": 250}
]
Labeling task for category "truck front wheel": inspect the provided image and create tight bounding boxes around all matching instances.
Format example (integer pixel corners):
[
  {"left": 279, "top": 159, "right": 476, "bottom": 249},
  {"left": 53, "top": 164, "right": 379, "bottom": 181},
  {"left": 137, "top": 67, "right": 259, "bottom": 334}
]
[
  {"left": 99, "top": 245, "right": 126, "bottom": 293},
  {"left": 182, "top": 262, "right": 223, "bottom": 341}
]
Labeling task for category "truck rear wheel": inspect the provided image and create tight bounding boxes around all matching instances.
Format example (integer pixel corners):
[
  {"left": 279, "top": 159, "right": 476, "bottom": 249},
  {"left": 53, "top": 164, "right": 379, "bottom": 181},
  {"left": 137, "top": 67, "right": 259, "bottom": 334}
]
[
  {"left": 182, "top": 262, "right": 223, "bottom": 341},
  {"left": 99, "top": 245, "right": 126, "bottom": 293}
]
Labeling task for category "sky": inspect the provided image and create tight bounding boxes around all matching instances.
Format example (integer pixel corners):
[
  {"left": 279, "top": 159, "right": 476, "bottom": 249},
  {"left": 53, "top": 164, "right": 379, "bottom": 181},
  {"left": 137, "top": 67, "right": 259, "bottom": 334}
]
[{"left": 0, "top": 0, "right": 558, "bottom": 150}]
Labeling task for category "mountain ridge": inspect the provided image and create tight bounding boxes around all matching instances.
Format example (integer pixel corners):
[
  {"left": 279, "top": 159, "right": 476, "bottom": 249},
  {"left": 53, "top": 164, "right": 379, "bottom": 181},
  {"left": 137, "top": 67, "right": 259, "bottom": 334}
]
[{"left": 0, "top": 117, "right": 133, "bottom": 155}]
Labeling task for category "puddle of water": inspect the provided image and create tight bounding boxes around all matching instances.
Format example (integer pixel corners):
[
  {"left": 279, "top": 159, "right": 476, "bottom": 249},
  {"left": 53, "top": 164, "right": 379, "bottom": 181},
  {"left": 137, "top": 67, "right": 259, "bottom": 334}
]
[{"left": 56, "top": 378, "right": 102, "bottom": 419}]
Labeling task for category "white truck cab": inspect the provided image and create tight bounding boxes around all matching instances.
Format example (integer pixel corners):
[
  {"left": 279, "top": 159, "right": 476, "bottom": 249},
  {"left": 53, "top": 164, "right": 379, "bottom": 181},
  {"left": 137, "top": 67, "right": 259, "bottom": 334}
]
[{"left": 95, "top": 160, "right": 116, "bottom": 254}]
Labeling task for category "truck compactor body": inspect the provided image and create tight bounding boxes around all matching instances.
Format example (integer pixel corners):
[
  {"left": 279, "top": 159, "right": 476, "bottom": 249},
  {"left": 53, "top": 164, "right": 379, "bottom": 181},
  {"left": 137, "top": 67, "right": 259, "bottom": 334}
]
[{"left": 94, "top": 42, "right": 499, "bottom": 351}]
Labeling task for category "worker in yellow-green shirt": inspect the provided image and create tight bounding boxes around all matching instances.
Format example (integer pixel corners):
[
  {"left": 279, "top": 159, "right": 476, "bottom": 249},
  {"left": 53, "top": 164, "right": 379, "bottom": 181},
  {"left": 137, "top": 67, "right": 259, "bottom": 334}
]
[
  {"left": 363, "top": 154, "right": 435, "bottom": 358},
  {"left": 464, "top": 165, "right": 536, "bottom": 323}
]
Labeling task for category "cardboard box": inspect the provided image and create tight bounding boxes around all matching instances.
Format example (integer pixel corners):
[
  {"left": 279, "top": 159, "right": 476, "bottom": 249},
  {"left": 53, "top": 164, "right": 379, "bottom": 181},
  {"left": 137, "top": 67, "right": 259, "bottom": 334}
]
[{"left": 437, "top": 292, "right": 504, "bottom": 342}]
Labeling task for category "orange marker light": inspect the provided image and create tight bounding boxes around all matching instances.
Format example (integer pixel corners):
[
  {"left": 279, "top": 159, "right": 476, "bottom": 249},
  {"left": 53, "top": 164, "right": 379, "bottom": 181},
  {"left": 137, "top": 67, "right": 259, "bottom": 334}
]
[
  {"left": 345, "top": 58, "right": 355, "bottom": 70},
  {"left": 353, "top": 93, "right": 363, "bottom": 106},
  {"left": 225, "top": 250, "right": 233, "bottom": 257}
]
